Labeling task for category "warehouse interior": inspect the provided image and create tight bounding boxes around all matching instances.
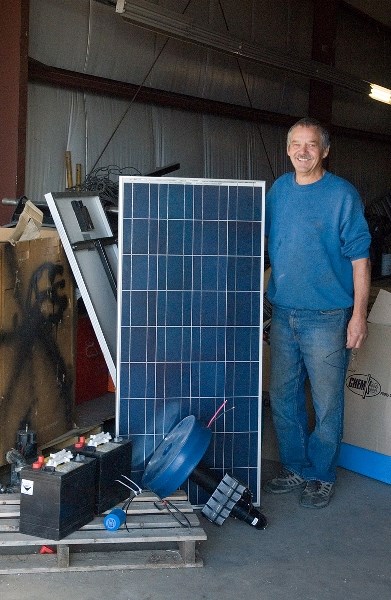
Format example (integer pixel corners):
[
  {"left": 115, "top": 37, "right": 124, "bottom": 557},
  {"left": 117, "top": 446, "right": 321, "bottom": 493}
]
[{"left": 0, "top": 0, "right": 391, "bottom": 598}]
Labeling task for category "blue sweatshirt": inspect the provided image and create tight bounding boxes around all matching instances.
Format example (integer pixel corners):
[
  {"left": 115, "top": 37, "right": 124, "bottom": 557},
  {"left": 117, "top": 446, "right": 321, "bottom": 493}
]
[{"left": 265, "top": 171, "right": 371, "bottom": 310}]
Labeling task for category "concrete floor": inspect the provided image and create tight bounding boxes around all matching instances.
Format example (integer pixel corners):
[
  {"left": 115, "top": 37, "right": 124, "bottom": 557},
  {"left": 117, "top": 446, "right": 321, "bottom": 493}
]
[
  {"left": 1, "top": 402, "right": 390, "bottom": 600},
  {"left": 1, "top": 463, "right": 390, "bottom": 600}
]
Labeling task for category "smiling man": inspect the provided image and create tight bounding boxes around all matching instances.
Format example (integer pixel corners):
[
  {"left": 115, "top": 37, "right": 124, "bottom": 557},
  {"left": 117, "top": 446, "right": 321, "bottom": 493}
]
[
  {"left": 287, "top": 123, "right": 329, "bottom": 183},
  {"left": 263, "top": 117, "right": 371, "bottom": 508}
]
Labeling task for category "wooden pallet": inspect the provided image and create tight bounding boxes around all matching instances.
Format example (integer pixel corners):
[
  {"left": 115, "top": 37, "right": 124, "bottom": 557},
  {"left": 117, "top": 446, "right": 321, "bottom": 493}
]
[{"left": 0, "top": 491, "right": 207, "bottom": 574}]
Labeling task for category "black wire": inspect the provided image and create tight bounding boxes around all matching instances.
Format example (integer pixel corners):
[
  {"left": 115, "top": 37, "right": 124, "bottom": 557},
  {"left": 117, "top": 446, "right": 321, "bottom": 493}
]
[
  {"left": 121, "top": 491, "right": 137, "bottom": 533},
  {"left": 217, "top": 0, "right": 276, "bottom": 181},
  {"left": 117, "top": 491, "right": 192, "bottom": 532},
  {"left": 74, "top": 164, "right": 142, "bottom": 206},
  {"left": 89, "top": 0, "right": 195, "bottom": 175},
  {"left": 154, "top": 496, "right": 192, "bottom": 529}
]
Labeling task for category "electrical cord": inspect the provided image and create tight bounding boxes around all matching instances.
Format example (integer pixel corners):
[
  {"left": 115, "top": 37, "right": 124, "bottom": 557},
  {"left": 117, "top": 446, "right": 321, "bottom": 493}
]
[
  {"left": 153, "top": 496, "right": 192, "bottom": 529},
  {"left": 217, "top": 0, "right": 276, "bottom": 181},
  {"left": 88, "top": 0, "right": 195, "bottom": 174},
  {"left": 114, "top": 476, "right": 143, "bottom": 532},
  {"left": 113, "top": 477, "right": 192, "bottom": 531},
  {"left": 69, "top": 164, "right": 142, "bottom": 206}
]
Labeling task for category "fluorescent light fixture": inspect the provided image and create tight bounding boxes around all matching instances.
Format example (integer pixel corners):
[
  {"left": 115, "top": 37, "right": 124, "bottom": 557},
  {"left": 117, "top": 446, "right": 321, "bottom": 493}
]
[
  {"left": 116, "top": 0, "right": 368, "bottom": 95},
  {"left": 369, "top": 83, "right": 391, "bottom": 105},
  {"left": 116, "top": 1, "right": 391, "bottom": 107}
]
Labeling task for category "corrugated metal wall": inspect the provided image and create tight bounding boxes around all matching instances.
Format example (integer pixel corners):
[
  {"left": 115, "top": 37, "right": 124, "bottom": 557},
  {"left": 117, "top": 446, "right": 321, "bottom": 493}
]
[{"left": 26, "top": 0, "right": 391, "bottom": 204}]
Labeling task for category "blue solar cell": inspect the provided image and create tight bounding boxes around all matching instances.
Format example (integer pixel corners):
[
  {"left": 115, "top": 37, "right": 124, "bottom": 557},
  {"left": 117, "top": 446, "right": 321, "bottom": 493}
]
[
  {"left": 234, "top": 328, "right": 252, "bottom": 361},
  {"left": 236, "top": 222, "right": 256, "bottom": 256},
  {"left": 200, "top": 292, "right": 218, "bottom": 326},
  {"left": 132, "top": 183, "right": 150, "bottom": 218},
  {"left": 193, "top": 186, "right": 203, "bottom": 220},
  {"left": 192, "top": 221, "right": 202, "bottom": 254},
  {"left": 120, "top": 327, "right": 130, "bottom": 363},
  {"left": 129, "top": 291, "right": 148, "bottom": 325},
  {"left": 233, "top": 397, "right": 251, "bottom": 432},
  {"left": 163, "top": 328, "right": 182, "bottom": 361},
  {"left": 201, "top": 256, "right": 218, "bottom": 289},
  {"left": 202, "top": 185, "right": 220, "bottom": 220},
  {"left": 128, "top": 363, "right": 147, "bottom": 398},
  {"left": 202, "top": 221, "right": 219, "bottom": 255},
  {"left": 167, "top": 220, "right": 184, "bottom": 254},
  {"left": 146, "top": 328, "right": 156, "bottom": 362},
  {"left": 237, "top": 188, "right": 255, "bottom": 221},
  {"left": 228, "top": 186, "right": 238, "bottom": 220},
  {"left": 158, "top": 184, "right": 169, "bottom": 218},
  {"left": 200, "top": 327, "right": 218, "bottom": 361},
  {"left": 131, "top": 219, "right": 149, "bottom": 254},
  {"left": 129, "top": 327, "right": 147, "bottom": 362},
  {"left": 131, "top": 255, "right": 148, "bottom": 289},
  {"left": 164, "top": 363, "right": 183, "bottom": 397}
]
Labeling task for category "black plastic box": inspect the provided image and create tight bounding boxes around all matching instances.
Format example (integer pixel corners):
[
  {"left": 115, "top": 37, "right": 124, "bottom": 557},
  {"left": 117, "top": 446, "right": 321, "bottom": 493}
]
[
  {"left": 19, "top": 456, "right": 96, "bottom": 540},
  {"left": 68, "top": 438, "right": 132, "bottom": 515}
]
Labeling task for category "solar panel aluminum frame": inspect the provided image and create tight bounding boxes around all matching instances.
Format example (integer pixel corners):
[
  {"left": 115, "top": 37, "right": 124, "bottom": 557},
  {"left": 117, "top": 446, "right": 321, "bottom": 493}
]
[{"left": 116, "top": 176, "right": 265, "bottom": 504}]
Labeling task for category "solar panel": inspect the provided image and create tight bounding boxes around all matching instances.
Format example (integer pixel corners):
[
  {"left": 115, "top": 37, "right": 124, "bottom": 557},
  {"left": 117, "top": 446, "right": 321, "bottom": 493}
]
[
  {"left": 116, "top": 177, "right": 265, "bottom": 504},
  {"left": 45, "top": 191, "right": 118, "bottom": 381}
]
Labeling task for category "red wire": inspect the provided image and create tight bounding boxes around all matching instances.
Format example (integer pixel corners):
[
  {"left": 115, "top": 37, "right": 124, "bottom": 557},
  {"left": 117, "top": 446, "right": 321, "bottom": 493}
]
[{"left": 207, "top": 400, "right": 227, "bottom": 428}]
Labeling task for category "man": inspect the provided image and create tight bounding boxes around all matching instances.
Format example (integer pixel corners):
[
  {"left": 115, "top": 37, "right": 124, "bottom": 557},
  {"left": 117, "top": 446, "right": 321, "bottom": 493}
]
[{"left": 263, "top": 117, "right": 371, "bottom": 508}]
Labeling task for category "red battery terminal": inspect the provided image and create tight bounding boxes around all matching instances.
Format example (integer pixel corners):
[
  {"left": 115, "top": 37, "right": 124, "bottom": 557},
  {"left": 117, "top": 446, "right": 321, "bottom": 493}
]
[
  {"left": 32, "top": 456, "right": 45, "bottom": 469},
  {"left": 74, "top": 436, "right": 86, "bottom": 449}
]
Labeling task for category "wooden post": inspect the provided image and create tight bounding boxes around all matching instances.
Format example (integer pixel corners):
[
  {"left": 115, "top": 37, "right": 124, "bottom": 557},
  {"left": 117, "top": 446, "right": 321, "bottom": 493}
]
[
  {"left": 57, "top": 544, "right": 70, "bottom": 568},
  {"left": 0, "top": 0, "right": 29, "bottom": 224}
]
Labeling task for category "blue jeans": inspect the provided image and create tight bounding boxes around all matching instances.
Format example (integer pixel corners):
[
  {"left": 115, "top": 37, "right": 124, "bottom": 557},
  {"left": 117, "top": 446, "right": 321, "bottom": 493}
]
[{"left": 269, "top": 305, "right": 352, "bottom": 483}]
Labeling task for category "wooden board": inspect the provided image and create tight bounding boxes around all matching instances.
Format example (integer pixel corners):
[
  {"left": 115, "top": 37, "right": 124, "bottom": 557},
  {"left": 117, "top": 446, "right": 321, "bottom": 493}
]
[
  {"left": 0, "top": 231, "right": 75, "bottom": 466},
  {"left": 0, "top": 491, "right": 207, "bottom": 574}
]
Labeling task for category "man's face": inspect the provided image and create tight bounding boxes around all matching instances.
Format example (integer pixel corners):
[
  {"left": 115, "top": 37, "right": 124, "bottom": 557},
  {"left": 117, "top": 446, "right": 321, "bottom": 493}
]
[{"left": 287, "top": 125, "right": 329, "bottom": 183}]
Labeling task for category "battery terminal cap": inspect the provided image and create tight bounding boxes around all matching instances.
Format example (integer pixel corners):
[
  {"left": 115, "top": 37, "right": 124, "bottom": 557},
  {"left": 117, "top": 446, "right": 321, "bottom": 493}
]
[
  {"left": 46, "top": 449, "right": 73, "bottom": 468},
  {"left": 88, "top": 432, "right": 112, "bottom": 448}
]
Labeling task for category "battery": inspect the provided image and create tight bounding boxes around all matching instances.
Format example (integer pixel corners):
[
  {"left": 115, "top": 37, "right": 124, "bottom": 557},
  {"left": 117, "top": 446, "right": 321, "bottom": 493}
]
[
  {"left": 19, "top": 452, "right": 96, "bottom": 540},
  {"left": 68, "top": 433, "right": 132, "bottom": 515}
]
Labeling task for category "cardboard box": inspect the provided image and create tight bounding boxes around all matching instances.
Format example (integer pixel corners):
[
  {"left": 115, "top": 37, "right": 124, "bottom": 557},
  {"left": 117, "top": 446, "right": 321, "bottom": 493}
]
[
  {"left": 340, "top": 289, "right": 391, "bottom": 483},
  {"left": 0, "top": 228, "right": 75, "bottom": 465}
]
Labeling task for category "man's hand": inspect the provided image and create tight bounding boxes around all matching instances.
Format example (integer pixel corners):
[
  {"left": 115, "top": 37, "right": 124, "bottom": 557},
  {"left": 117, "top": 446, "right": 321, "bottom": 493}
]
[{"left": 346, "top": 313, "right": 368, "bottom": 349}]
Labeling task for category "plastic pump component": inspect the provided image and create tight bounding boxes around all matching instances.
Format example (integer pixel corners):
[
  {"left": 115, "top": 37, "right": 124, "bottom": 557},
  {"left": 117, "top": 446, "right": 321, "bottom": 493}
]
[
  {"left": 191, "top": 464, "right": 267, "bottom": 529},
  {"left": 141, "top": 415, "right": 267, "bottom": 530},
  {"left": 141, "top": 415, "right": 212, "bottom": 498},
  {"left": 104, "top": 508, "right": 126, "bottom": 531},
  {"left": 201, "top": 473, "right": 246, "bottom": 525}
]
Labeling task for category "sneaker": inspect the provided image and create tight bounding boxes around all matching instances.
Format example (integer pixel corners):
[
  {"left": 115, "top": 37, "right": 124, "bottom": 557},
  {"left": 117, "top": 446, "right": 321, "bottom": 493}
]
[
  {"left": 300, "top": 480, "right": 335, "bottom": 509},
  {"left": 263, "top": 468, "right": 306, "bottom": 494}
]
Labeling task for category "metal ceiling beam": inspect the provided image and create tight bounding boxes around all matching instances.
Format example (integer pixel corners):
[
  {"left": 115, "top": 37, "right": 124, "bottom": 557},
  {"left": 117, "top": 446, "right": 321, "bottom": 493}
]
[
  {"left": 115, "top": 0, "right": 372, "bottom": 96},
  {"left": 28, "top": 59, "right": 391, "bottom": 145}
]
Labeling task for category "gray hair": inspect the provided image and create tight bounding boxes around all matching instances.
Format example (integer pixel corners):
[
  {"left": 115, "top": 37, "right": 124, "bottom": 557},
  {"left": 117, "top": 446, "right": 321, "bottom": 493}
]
[{"left": 287, "top": 118, "right": 330, "bottom": 151}]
